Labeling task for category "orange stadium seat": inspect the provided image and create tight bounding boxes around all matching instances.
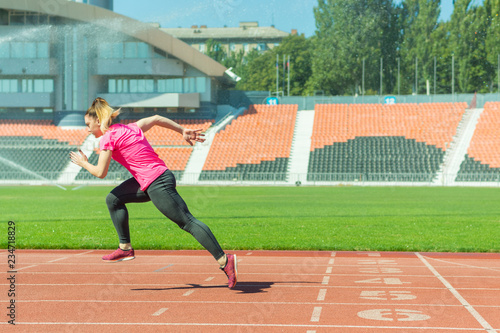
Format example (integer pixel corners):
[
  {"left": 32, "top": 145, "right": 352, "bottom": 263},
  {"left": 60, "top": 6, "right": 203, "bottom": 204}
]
[
  {"left": 465, "top": 102, "right": 500, "bottom": 168},
  {"left": 0, "top": 119, "right": 88, "bottom": 146},
  {"left": 308, "top": 102, "right": 467, "bottom": 182},
  {"left": 202, "top": 104, "right": 297, "bottom": 172}
]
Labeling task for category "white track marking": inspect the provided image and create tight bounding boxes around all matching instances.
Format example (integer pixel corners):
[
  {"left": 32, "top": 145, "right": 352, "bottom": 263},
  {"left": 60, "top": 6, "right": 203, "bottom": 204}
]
[
  {"left": 422, "top": 256, "right": 500, "bottom": 273},
  {"left": 321, "top": 276, "right": 330, "bottom": 285},
  {"left": 310, "top": 307, "right": 322, "bottom": 322},
  {"left": 325, "top": 267, "right": 332, "bottom": 274},
  {"left": 6, "top": 322, "right": 490, "bottom": 330},
  {"left": 328, "top": 259, "right": 334, "bottom": 265},
  {"left": 204, "top": 277, "right": 214, "bottom": 282},
  {"left": 317, "top": 289, "right": 327, "bottom": 301},
  {"left": 47, "top": 257, "right": 68, "bottom": 263},
  {"left": 15, "top": 265, "right": 39, "bottom": 271},
  {"left": 151, "top": 308, "right": 168, "bottom": 316},
  {"left": 15, "top": 299, "right": 500, "bottom": 308},
  {"left": 75, "top": 250, "right": 95, "bottom": 256},
  {"left": 416, "top": 253, "right": 496, "bottom": 333},
  {"left": 183, "top": 290, "right": 195, "bottom": 297},
  {"left": 154, "top": 264, "right": 174, "bottom": 272}
]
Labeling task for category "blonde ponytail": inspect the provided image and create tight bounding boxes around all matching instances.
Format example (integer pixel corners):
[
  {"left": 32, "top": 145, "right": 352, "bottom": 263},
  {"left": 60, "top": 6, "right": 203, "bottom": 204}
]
[{"left": 86, "top": 97, "right": 121, "bottom": 134}]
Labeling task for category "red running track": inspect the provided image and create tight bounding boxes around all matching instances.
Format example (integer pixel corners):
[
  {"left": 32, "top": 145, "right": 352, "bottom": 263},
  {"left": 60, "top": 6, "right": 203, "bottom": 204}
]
[{"left": 1, "top": 250, "right": 499, "bottom": 332}]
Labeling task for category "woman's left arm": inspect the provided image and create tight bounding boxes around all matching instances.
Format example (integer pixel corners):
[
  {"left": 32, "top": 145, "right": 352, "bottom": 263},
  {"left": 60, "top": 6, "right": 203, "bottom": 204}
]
[
  {"left": 136, "top": 115, "right": 205, "bottom": 146},
  {"left": 70, "top": 149, "right": 112, "bottom": 179}
]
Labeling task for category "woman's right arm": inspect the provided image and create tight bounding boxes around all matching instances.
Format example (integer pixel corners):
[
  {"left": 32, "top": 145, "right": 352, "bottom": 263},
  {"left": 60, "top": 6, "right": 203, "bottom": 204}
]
[{"left": 136, "top": 115, "right": 205, "bottom": 146}]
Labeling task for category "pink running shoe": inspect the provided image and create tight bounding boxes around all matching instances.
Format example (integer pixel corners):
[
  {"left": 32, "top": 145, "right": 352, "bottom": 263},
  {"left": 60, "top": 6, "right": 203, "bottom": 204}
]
[
  {"left": 102, "top": 248, "right": 135, "bottom": 262},
  {"left": 220, "top": 254, "right": 237, "bottom": 289}
]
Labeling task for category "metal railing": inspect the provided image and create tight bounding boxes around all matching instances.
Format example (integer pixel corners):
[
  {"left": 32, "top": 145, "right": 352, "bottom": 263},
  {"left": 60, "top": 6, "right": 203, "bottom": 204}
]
[{"left": 2, "top": 171, "right": 500, "bottom": 187}]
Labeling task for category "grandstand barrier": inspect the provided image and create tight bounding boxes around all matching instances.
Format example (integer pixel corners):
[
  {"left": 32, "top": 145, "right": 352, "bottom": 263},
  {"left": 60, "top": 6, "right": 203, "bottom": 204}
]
[{"left": 3, "top": 172, "right": 500, "bottom": 187}]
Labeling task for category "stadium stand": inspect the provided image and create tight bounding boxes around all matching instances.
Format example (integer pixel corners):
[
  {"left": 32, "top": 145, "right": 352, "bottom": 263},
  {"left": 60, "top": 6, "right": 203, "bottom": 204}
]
[
  {"left": 456, "top": 102, "right": 500, "bottom": 181},
  {"left": 0, "top": 120, "right": 88, "bottom": 180},
  {"left": 200, "top": 104, "right": 297, "bottom": 181},
  {"left": 308, "top": 103, "right": 467, "bottom": 182}
]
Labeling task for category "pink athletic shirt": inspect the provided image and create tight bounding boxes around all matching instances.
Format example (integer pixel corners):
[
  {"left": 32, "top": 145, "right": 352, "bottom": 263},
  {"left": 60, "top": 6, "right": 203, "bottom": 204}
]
[{"left": 99, "top": 123, "right": 168, "bottom": 191}]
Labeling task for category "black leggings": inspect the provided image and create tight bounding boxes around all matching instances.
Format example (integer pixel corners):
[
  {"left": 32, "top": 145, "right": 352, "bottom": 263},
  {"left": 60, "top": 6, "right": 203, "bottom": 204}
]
[{"left": 105, "top": 170, "right": 225, "bottom": 261}]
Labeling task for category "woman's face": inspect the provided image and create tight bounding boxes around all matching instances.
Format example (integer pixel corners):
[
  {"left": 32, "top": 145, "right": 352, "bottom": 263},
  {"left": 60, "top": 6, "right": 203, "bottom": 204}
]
[{"left": 84, "top": 114, "right": 103, "bottom": 138}]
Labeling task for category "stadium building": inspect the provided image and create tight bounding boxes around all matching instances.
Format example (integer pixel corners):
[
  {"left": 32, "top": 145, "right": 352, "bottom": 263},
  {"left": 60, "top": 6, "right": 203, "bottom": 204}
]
[{"left": 0, "top": 0, "right": 238, "bottom": 126}]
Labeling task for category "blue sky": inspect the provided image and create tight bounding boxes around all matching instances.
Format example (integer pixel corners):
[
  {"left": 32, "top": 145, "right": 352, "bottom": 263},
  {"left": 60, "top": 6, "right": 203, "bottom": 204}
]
[{"left": 113, "top": 0, "right": 482, "bottom": 38}]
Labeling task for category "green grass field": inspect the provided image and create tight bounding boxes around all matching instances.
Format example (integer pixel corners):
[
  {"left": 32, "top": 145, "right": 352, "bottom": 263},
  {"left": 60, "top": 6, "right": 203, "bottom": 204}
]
[{"left": 2, "top": 185, "right": 499, "bottom": 253}]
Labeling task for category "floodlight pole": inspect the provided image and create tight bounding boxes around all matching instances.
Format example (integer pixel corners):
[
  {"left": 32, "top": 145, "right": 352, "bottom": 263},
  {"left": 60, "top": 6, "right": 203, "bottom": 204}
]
[
  {"left": 380, "top": 57, "right": 383, "bottom": 96},
  {"left": 452, "top": 55, "right": 455, "bottom": 99},
  {"left": 282, "top": 54, "right": 286, "bottom": 97},
  {"left": 287, "top": 55, "right": 290, "bottom": 96},
  {"left": 434, "top": 56, "right": 436, "bottom": 96},
  {"left": 397, "top": 57, "right": 400, "bottom": 96},
  {"left": 415, "top": 57, "right": 418, "bottom": 96},
  {"left": 276, "top": 53, "right": 279, "bottom": 97},
  {"left": 362, "top": 58, "right": 365, "bottom": 97}
]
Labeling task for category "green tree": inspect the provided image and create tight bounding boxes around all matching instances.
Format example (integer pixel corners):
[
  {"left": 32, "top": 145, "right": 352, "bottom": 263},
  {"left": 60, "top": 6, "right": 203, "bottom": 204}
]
[
  {"left": 448, "top": 0, "right": 491, "bottom": 93},
  {"left": 235, "top": 35, "right": 312, "bottom": 96},
  {"left": 308, "top": 0, "right": 398, "bottom": 96},
  {"left": 205, "top": 39, "right": 226, "bottom": 63},
  {"left": 431, "top": 20, "right": 454, "bottom": 94},
  {"left": 399, "top": 0, "right": 441, "bottom": 95},
  {"left": 485, "top": 0, "right": 500, "bottom": 92}
]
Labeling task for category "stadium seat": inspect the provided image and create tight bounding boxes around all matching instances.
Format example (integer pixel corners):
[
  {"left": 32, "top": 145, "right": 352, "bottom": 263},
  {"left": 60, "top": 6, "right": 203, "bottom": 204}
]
[
  {"left": 308, "top": 103, "right": 466, "bottom": 182},
  {"left": 200, "top": 104, "right": 297, "bottom": 181}
]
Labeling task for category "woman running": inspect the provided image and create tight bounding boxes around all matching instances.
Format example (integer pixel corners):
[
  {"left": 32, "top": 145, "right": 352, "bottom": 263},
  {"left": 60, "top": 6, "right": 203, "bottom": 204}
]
[{"left": 69, "top": 97, "right": 237, "bottom": 288}]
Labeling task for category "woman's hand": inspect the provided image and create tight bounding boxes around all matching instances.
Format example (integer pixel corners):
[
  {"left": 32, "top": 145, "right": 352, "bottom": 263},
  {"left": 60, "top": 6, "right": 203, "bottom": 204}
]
[
  {"left": 70, "top": 150, "right": 88, "bottom": 167},
  {"left": 183, "top": 129, "right": 206, "bottom": 146}
]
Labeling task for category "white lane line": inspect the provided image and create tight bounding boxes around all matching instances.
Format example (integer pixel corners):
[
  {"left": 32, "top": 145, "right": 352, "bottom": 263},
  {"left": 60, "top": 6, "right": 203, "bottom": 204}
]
[
  {"left": 416, "top": 252, "right": 496, "bottom": 333},
  {"left": 326, "top": 267, "right": 332, "bottom": 274},
  {"left": 7, "top": 322, "right": 490, "bottom": 330},
  {"left": 331, "top": 252, "right": 336, "bottom": 257},
  {"left": 246, "top": 252, "right": 253, "bottom": 255},
  {"left": 205, "top": 277, "right": 214, "bottom": 282},
  {"left": 16, "top": 250, "right": 97, "bottom": 271},
  {"left": 183, "top": 290, "right": 195, "bottom": 297},
  {"left": 152, "top": 308, "right": 168, "bottom": 316},
  {"left": 322, "top": 276, "right": 330, "bottom": 285},
  {"left": 47, "top": 257, "right": 69, "bottom": 263},
  {"left": 15, "top": 299, "right": 500, "bottom": 308},
  {"left": 422, "top": 256, "right": 500, "bottom": 273},
  {"left": 75, "top": 250, "right": 95, "bottom": 256},
  {"left": 310, "top": 307, "right": 322, "bottom": 322},
  {"left": 328, "top": 259, "right": 334, "bottom": 265},
  {"left": 317, "top": 289, "right": 327, "bottom": 301},
  {"left": 154, "top": 264, "right": 174, "bottom": 272}
]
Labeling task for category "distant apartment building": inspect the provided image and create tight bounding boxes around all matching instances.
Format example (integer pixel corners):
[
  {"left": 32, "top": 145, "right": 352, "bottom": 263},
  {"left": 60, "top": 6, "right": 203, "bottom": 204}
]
[{"left": 162, "top": 22, "right": 295, "bottom": 56}]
